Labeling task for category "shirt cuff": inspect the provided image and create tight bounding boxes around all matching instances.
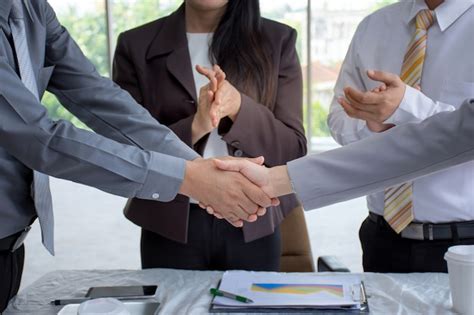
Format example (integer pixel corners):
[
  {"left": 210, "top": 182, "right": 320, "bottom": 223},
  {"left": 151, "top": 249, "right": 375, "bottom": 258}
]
[
  {"left": 137, "top": 152, "right": 187, "bottom": 202},
  {"left": 385, "top": 85, "right": 455, "bottom": 125},
  {"left": 384, "top": 85, "right": 413, "bottom": 125}
]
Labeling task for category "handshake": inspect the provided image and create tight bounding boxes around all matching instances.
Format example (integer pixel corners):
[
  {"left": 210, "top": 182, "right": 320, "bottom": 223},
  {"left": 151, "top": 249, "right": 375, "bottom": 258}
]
[{"left": 179, "top": 156, "right": 294, "bottom": 227}]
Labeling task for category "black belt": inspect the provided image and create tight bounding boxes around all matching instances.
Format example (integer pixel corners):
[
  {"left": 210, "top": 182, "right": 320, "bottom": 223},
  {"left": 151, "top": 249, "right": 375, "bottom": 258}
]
[
  {"left": 0, "top": 226, "right": 31, "bottom": 253},
  {"left": 368, "top": 212, "right": 474, "bottom": 241}
]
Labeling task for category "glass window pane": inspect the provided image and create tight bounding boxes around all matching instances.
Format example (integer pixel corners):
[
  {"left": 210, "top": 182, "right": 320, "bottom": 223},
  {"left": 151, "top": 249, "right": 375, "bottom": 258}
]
[
  {"left": 310, "top": 0, "right": 397, "bottom": 149},
  {"left": 260, "top": 1, "right": 309, "bottom": 148},
  {"left": 111, "top": 0, "right": 182, "bottom": 45}
]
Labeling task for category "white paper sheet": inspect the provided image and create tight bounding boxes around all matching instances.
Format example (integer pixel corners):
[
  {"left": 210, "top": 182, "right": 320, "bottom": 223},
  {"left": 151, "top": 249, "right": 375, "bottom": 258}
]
[{"left": 213, "top": 271, "right": 362, "bottom": 309}]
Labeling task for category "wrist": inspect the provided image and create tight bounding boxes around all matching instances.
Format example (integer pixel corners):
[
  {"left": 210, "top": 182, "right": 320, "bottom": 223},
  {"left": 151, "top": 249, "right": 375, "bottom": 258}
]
[
  {"left": 268, "top": 165, "right": 293, "bottom": 198},
  {"left": 228, "top": 93, "right": 242, "bottom": 121},
  {"left": 366, "top": 120, "right": 393, "bottom": 133},
  {"left": 179, "top": 161, "right": 194, "bottom": 197},
  {"left": 192, "top": 115, "right": 212, "bottom": 144},
  {"left": 179, "top": 159, "right": 203, "bottom": 198}
]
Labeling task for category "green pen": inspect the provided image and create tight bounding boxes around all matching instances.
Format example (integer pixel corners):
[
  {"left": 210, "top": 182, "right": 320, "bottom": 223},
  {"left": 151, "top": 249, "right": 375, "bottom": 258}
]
[{"left": 210, "top": 288, "right": 254, "bottom": 303}]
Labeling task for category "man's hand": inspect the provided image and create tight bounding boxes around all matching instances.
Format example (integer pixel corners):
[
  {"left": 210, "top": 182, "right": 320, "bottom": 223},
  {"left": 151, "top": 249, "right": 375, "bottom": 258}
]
[
  {"left": 214, "top": 159, "right": 274, "bottom": 197},
  {"left": 338, "top": 70, "right": 406, "bottom": 125},
  {"left": 179, "top": 158, "right": 278, "bottom": 227},
  {"left": 202, "top": 159, "right": 293, "bottom": 219}
]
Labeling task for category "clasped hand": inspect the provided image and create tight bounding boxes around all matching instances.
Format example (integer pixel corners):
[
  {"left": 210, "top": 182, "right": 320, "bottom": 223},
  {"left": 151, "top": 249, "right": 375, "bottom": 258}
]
[
  {"left": 191, "top": 65, "right": 242, "bottom": 145},
  {"left": 337, "top": 70, "right": 408, "bottom": 132},
  {"left": 180, "top": 156, "right": 279, "bottom": 228}
]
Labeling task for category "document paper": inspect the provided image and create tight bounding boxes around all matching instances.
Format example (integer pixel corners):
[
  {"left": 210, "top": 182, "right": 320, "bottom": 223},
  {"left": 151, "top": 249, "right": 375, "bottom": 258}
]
[{"left": 213, "top": 271, "right": 362, "bottom": 309}]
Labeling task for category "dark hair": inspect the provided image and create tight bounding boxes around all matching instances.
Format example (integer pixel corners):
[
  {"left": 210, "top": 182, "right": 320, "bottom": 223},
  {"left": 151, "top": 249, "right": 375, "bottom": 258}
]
[{"left": 210, "top": 0, "right": 276, "bottom": 107}]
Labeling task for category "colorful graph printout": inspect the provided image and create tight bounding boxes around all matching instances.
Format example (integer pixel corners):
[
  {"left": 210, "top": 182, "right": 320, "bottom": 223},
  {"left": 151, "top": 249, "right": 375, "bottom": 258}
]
[{"left": 251, "top": 283, "right": 344, "bottom": 297}]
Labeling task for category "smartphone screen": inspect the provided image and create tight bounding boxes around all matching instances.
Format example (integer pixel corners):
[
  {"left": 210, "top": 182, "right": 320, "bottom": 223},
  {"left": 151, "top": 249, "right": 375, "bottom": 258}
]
[{"left": 86, "top": 285, "right": 158, "bottom": 298}]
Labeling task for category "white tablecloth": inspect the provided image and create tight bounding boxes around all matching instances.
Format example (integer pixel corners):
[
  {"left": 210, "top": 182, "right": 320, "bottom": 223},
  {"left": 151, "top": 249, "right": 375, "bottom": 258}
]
[{"left": 4, "top": 269, "right": 454, "bottom": 315}]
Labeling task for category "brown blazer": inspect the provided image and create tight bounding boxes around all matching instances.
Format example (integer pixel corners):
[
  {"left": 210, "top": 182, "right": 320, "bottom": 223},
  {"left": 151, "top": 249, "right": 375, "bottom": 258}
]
[{"left": 112, "top": 5, "right": 307, "bottom": 244}]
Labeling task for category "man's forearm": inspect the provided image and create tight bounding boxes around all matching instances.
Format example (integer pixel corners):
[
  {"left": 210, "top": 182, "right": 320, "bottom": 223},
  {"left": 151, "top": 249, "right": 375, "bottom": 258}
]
[{"left": 287, "top": 100, "right": 474, "bottom": 210}]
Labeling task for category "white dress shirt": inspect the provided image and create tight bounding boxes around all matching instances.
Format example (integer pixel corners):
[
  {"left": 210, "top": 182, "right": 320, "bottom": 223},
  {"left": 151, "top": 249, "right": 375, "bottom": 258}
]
[
  {"left": 328, "top": 0, "right": 474, "bottom": 223},
  {"left": 187, "top": 33, "right": 228, "bottom": 159},
  {"left": 187, "top": 33, "right": 229, "bottom": 203}
]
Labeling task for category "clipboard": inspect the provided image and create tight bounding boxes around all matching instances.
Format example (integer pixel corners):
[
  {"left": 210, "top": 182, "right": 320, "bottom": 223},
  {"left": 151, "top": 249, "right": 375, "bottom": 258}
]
[{"left": 209, "top": 280, "right": 369, "bottom": 314}]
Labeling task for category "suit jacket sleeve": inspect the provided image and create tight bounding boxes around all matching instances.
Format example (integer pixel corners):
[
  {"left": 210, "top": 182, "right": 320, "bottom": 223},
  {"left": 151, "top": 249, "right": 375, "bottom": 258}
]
[
  {"left": 287, "top": 99, "right": 474, "bottom": 210},
  {"left": 113, "top": 32, "right": 196, "bottom": 147},
  {"left": 221, "top": 29, "right": 307, "bottom": 166},
  {"left": 43, "top": 1, "right": 198, "bottom": 162}
]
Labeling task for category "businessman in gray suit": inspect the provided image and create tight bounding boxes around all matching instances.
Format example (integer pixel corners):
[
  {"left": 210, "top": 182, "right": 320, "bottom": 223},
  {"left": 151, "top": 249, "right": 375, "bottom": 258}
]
[{"left": 0, "top": 0, "right": 275, "bottom": 310}]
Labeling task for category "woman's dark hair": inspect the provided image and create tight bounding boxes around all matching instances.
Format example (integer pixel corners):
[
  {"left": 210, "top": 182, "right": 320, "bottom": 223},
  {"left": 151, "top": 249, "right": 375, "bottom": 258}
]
[{"left": 210, "top": 0, "right": 276, "bottom": 107}]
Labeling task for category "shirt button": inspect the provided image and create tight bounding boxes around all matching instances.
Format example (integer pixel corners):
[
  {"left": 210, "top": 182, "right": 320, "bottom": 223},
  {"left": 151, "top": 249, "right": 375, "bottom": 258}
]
[
  {"left": 234, "top": 149, "right": 243, "bottom": 157},
  {"left": 152, "top": 193, "right": 160, "bottom": 199}
]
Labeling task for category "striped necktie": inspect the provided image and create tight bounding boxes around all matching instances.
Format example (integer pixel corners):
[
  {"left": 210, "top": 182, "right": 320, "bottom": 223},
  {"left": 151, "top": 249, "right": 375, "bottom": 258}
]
[
  {"left": 383, "top": 9, "right": 435, "bottom": 234},
  {"left": 10, "top": 0, "right": 55, "bottom": 255}
]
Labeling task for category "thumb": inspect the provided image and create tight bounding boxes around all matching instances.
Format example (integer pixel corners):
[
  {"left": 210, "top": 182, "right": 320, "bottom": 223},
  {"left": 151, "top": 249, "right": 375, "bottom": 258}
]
[
  {"left": 367, "top": 70, "right": 399, "bottom": 86},
  {"left": 213, "top": 159, "right": 244, "bottom": 172}
]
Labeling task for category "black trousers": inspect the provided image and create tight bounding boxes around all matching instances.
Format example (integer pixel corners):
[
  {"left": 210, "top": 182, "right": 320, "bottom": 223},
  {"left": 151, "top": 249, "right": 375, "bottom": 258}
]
[
  {"left": 359, "top": 216, "right": 474, "bottom": 273},
  {"left": 0, "top": 245, "right": 24, "bottom": 313},
  {"left": 141, "top": 204, "right": 281, "bottom": 271}
]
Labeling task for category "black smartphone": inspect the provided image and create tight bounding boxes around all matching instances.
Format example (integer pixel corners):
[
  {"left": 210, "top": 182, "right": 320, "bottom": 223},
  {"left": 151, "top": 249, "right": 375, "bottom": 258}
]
[{"left": 85, "top": 285, "right": 158, "bottom": 299}]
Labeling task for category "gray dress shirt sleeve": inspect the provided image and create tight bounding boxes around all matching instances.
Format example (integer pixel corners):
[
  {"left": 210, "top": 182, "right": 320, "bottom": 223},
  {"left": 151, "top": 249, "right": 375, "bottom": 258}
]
[
  {"left": 288, "top": 99, "right": 474, "bottom": 210},
  {"left": 0, "top": 57, "right": 187, "bottom": 201}
]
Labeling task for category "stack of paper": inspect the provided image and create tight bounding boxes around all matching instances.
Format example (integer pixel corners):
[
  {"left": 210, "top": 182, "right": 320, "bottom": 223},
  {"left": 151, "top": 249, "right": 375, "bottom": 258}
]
[{"left": 211, "top": 271, "right": 366, "bottom": 312}]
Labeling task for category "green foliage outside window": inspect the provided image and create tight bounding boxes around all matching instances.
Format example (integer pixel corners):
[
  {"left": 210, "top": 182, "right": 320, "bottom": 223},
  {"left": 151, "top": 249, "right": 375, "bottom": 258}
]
[
  {"left": 112, "top": 0, "right": 181, "bottom": 36},
  {"left": 41, "top": 3, "right": 108, "bottom": 128},
  {"left": 310, "top": 101, "right": 330, "bottom": 137},
  {"left": 41, "top": 0, "right": 180, "bottom": 128}
]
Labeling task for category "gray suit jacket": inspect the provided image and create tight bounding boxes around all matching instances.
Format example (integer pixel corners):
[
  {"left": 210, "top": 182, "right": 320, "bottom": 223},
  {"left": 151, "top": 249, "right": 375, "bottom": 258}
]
[
  {"left": 0, "top": 0, "right": 198, "bottom": 218},
  {"left": 288, "top": 99, "right": 474, "bottom": 210}
]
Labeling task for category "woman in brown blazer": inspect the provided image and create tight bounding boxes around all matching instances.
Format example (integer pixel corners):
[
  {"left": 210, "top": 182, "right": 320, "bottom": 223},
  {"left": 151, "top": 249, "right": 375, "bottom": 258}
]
[{"left": 113, "top": 0, "right": 306, "bottom": 271}]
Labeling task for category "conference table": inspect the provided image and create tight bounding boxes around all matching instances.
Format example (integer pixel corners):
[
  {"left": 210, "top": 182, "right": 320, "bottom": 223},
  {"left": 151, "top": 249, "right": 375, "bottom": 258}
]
[{"left": 4, "top": 269, "right": 455, "bottom": 314}]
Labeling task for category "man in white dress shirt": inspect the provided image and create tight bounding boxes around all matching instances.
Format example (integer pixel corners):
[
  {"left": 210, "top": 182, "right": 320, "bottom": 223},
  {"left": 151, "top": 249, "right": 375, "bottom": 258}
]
[{"left": 327, "top": 0, "right": 474, "bottom": 272}]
